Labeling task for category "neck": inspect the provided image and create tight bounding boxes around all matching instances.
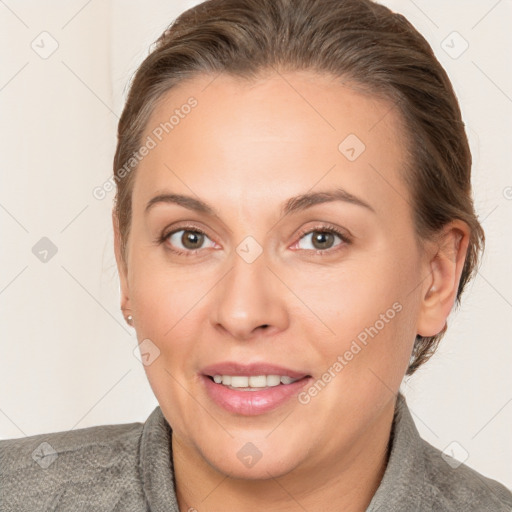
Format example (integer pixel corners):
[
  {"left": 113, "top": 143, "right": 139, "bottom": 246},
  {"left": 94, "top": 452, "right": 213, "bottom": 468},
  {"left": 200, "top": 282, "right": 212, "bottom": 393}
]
[{"left": 172, "top": 399, "right": 395, "bottom": 512}]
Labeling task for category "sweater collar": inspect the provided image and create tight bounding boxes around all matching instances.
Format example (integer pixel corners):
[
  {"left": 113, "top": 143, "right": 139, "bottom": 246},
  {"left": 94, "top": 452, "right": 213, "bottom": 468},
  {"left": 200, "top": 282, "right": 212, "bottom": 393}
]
[
  {"left": 366, "top": 392, "right": 427, "bottom": 511},
  {"left": 139, "top": 393, "right": 426, "bottom": 511},
  {"left": 139, "top": 404, "right": 180, "bottom": 512}
]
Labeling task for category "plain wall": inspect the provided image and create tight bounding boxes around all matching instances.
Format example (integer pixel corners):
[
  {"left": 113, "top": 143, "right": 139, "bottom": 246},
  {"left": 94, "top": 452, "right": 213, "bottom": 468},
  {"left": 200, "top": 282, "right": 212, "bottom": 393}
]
[{"left": 1, "top": 0, "right": 511, "bottom": 489}]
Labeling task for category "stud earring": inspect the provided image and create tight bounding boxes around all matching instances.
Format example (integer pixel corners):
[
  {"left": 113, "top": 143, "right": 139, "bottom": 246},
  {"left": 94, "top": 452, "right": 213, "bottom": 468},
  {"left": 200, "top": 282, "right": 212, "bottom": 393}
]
[{"left": 126, "top": 314, "right": 133, "bottom": 326}]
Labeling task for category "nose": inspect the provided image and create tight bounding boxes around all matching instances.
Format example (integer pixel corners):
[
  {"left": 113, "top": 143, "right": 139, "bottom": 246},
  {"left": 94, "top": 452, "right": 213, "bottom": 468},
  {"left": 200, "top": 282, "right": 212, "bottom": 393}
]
[{"left": 210, "top": 251, "right": 289, "bottom": 341}]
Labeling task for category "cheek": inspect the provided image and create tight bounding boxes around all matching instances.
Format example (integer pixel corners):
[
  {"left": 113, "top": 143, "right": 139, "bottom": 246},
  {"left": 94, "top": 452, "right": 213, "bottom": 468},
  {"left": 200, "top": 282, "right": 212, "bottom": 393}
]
[
  {"left": 129, "top": 250, "right": 209, "bottom": 337},
  {"left": 129, "top": 259, "right": 205, "bottom": 421},
  {"left": 304, "top": 249, "right": 420, "bottom": 375}
]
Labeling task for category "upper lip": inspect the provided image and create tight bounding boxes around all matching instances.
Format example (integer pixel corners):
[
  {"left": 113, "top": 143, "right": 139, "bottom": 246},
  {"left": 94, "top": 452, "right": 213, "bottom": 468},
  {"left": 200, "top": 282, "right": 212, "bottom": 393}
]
[{"left": 201, "top": 361, "right": 309, "bottom": 379}]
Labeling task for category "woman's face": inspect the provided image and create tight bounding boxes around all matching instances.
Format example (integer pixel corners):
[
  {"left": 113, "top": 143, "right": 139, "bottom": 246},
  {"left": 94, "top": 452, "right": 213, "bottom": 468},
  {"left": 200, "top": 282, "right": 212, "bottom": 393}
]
[{"left": 116, "top": 71, "right": 434, "bottom": 479}]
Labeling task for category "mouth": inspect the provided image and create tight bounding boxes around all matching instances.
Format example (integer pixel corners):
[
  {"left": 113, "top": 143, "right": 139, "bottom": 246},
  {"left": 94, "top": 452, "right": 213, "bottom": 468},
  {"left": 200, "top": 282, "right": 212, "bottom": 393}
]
[{"left": 200, "top": 362, "right": 312, "bottom": 415}]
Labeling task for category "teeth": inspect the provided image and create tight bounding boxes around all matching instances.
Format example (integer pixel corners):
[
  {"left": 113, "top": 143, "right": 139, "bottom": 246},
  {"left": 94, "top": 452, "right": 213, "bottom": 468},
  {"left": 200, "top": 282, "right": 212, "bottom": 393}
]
[
  {"left": 231, "top": 376, "right": 249, "bottom": 387},
  {"left": 266, "top": 375, "right": 281, "bottom": 386},
  {"left": 211, "top": 374, "right": 301, "bottom": 388}
]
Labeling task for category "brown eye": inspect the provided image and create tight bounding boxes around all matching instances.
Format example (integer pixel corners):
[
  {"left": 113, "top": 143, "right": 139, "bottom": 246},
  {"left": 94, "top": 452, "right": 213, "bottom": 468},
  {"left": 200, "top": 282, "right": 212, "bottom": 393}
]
[
  {"left": 297, "top": 229, "right": 343, "bottom": 251},
  {"left": 181, "top": 230, "right": 204, "bottom": 249},
  {"left": 312, "top": 231, "right": 336, "bottom": 250},
  {"left": 165, "top": 228, "right": 216, "bottom": 253}
]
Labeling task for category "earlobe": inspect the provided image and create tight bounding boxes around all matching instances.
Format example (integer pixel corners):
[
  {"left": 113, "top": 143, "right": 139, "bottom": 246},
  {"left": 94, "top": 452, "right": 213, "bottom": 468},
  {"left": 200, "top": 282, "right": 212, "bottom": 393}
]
[{"left": 416, "top": 220, "right": 470, "bottom": 337}]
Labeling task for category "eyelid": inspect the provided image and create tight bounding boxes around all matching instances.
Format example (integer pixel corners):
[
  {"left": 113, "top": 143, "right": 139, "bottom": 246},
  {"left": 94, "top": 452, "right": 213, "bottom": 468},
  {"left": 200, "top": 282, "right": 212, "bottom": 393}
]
[
  {"left": 158, "top": 220, "right": 210, "bottom": 238},
  {"left": 294, "top": 222, "right": 352, "bottom": 243}
]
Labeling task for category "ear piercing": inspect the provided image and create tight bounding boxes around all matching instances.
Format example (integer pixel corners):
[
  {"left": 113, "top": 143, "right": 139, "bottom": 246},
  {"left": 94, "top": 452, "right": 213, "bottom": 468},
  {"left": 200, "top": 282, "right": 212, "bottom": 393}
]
[{"left": 126, "top": 314, "right": 133, "bottom": 326}]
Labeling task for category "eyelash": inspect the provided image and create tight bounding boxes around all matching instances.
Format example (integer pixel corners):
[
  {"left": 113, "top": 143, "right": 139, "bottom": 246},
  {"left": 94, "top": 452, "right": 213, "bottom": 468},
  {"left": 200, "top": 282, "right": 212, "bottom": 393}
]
[{"left": 157, "top": 222, "right": 352, "bottom": 257}]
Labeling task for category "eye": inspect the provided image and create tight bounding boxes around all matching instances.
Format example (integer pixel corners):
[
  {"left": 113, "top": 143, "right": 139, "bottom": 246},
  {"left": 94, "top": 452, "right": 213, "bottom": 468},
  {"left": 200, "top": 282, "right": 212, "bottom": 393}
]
[
  {"left": 293, "top": 225, "right": 350, "bottom": 253},
  {"left": 160, "top": 226, "right": 216, "bottom": 255},
  {"left": 158, "top": 223, "right": 351, "bottom": 256}
]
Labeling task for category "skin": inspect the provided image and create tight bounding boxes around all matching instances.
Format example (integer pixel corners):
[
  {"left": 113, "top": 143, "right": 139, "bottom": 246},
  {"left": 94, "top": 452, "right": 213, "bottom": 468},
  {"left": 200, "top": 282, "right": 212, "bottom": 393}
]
[{"left": 113, "top": 71, "right": 470, "bottom": 511}]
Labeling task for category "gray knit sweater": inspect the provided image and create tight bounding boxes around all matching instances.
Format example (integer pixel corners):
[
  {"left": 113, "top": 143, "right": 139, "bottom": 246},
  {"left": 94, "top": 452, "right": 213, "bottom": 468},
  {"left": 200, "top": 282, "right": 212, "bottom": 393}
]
[{"left": 1, "top": 393, "right": 511, "bottom": 511}]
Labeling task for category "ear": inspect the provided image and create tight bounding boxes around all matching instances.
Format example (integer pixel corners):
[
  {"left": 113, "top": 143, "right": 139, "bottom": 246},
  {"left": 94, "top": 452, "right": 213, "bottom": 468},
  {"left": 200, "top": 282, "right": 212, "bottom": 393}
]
[
  {"left": 112, "top": 209, "right": 131, "bottom": 316},
  {"left": 416, "top": 220, "right": 470, "bottom": 337}
]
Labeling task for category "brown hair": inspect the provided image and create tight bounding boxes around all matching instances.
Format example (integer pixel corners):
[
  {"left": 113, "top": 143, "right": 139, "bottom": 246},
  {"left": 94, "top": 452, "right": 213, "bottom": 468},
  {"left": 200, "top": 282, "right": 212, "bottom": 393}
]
[{"left": 113, "top": 0, "right": 485, "bottom": 375}]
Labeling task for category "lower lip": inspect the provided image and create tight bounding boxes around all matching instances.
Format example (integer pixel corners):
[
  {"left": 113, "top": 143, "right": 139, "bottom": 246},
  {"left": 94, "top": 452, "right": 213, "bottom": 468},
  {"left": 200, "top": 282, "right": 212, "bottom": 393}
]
[{"left": 201, "top": 375, "right": 312, "bottom": 416}]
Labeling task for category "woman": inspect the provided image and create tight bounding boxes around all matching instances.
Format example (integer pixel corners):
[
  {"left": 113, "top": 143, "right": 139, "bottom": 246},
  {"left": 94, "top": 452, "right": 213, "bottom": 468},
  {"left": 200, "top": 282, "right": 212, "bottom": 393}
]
[{"left": 1, "top": 0, "right": 511, "bottom": 510}]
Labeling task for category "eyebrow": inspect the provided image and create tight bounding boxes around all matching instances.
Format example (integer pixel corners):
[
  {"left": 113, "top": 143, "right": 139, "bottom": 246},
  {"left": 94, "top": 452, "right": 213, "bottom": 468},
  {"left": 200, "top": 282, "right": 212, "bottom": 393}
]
[{"left": 144, "top": 187, "right": 376, "bottom": 217}]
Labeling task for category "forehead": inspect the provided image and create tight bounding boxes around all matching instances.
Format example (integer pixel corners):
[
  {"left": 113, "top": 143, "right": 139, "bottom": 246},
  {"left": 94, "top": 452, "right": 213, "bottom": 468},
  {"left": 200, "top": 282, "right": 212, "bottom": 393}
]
[{"left": 132, "top": 71, "right": 410, "bottom": 219}]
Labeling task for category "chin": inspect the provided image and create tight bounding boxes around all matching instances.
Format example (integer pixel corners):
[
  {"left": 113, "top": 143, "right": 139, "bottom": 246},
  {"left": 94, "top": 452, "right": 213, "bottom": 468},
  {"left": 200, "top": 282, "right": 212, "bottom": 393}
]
[{"left": 199, "top": 442, "right": 303, "bottom": 481}]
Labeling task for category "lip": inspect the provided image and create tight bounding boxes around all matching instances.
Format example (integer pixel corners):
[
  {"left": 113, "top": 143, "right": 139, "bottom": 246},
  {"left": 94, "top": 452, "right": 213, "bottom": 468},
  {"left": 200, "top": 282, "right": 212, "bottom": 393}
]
[
  {"left": 201, "top": 375, "right": 312, "bottom": 415},
  {"left": 200, "top": 361, "right": 312, "bottom": 416},
  {"left": 200, "top": 361, "right": 308, "bottom": 379}
]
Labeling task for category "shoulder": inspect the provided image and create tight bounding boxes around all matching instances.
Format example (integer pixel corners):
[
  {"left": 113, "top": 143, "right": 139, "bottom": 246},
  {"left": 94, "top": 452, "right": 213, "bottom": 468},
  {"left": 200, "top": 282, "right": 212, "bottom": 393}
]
[
  {"left": 0, "top": 418, "right": 147, "bottom": 511},
  {"left": 419, "top": 437, "right": 512, "bottom": 511},
  {"left": 370, "top": 394, "right": 512, "bottom": 512}
]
